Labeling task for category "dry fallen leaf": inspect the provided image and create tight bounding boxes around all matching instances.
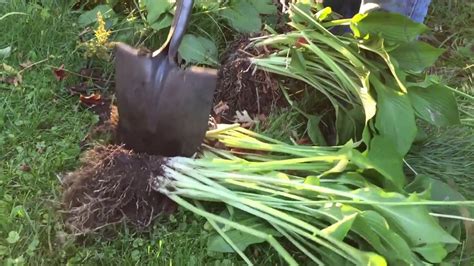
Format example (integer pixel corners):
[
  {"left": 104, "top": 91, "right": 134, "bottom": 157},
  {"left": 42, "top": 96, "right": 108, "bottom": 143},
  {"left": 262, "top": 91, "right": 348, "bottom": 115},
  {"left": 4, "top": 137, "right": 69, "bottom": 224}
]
[
  {"left": 19, "top": 164, "right": 31, "bottom": 172},
  {"left": 1, "top": 74, "right": 22, "bottom": 86},
  {"left": 67, "top": 82, "right": 88, "bottom": 95},
  {"left": 53, "top": 64, "right": 67, "bottom": 81},
  {"left": 80, "top": 93, "right": 103, "bottom": 106},
  {"left": 19, "top": 60, "right": 33, "bottom": 69},
  {"left": 213, "top": 101, "right": 230, "bottom": 115},
  {"left": 234, "top": 110, "right": 256, "bottom": 128}
]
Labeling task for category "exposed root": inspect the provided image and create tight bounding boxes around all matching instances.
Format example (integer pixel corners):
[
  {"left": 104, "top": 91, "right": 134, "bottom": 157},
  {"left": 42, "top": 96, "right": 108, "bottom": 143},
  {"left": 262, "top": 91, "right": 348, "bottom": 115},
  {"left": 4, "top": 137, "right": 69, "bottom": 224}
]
[{"left": 61, "top": 145, "right": 176, "bottom": 234}]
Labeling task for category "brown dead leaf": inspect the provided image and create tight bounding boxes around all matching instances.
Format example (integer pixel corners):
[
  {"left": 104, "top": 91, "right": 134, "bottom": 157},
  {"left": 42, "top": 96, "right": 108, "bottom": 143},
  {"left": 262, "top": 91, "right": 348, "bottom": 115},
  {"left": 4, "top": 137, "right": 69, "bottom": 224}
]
[
  {"left": 1, "top": 74, "right": 22, "bottom": 86},
  {"left": 79, "top": 68, "right": 103, "bottom": 80},
  {"left": 67, "top": 83, "right": 88, "bottom": 95},
  {"left": 213, "top": 101, "right": 230, "bottom": 115},
  {"left": 80, "top": 93, "right": 103, "bottom": 106},
  {"left": 19, "top": 164, "right": 31, "bottom": 172},
  {"left": 19, "top": 60, "right": 33, "bottom": 69},
  {"left": 53, "top": 64, "right": 67, "bottom": 81}
]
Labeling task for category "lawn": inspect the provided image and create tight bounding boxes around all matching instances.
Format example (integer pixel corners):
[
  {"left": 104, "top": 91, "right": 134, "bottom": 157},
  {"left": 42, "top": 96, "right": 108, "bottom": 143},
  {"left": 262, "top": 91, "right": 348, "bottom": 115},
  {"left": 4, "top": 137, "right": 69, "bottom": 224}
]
[{"left": 0, "top": 0, "right": 472, "bottom": 265}]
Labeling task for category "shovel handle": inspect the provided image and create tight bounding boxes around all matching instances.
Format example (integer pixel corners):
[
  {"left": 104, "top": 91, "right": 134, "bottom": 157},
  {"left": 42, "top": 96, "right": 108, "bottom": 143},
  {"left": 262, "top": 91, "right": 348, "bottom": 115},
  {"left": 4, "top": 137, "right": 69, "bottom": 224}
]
[{"left": 167, "top": 0, "right": 194, "bottom": 61}]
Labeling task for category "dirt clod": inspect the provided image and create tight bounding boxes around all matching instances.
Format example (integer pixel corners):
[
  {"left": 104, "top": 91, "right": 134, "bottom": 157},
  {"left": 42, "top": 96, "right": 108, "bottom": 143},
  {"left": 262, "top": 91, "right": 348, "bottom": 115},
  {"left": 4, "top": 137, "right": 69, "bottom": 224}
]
[{"left": 61, "top": 145, "right": 176, "bottom": 234}]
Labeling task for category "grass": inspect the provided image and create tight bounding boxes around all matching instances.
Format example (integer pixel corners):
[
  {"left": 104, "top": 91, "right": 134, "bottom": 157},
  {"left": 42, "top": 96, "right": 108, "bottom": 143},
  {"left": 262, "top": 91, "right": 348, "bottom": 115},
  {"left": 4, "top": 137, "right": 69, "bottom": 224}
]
[{"left": 0, "top": 0, "right": 472, "bottom": 264}]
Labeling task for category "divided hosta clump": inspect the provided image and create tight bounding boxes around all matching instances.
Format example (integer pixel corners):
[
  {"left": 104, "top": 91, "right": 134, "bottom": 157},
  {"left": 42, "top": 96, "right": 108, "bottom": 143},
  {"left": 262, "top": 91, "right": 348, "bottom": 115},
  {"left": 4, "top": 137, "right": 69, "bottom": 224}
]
[{"left": 151, "top": 125, "right": 474, "bottom": 265}]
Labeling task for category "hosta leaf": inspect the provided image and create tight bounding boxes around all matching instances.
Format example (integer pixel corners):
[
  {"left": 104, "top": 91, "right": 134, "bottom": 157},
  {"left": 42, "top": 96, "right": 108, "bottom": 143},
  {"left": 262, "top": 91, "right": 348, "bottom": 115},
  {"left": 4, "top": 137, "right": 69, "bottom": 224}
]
[
  {"left": 207, "top": 211, "right": 280, "bottom": 253},
  {"left": 367, "top": 135, "right": 406, "bottom": 189},
  {"left": 336, "top": 106, "right": 365, "bottom": 144},
  {"left": 352, "top": 187, "right": 460, "bottom": 248},
  {"left": 307, "top": 115, "right": 327, "bottom": 146},
  {"left": 352, "top": 12, "right": 428, "bottom": 43},
  {"left": 220, "top": 1, "right": 261, "bottom": 33},
  {"left": 321, "top": 213, "right": 357, "bottom": 240},
  {"left": 319, "top": 206, "right": 419, "bottom": 265},
  {"left": 390, "top": 41, "right": 445, "bottom": 72},
  {"left": 78, "top": 5, "right": 115, "bottom": 27},
  {"left": 412, "top": 243, "right": 447, "bottom": 263},
  {"left": 373, "top": 83, "right": 417, "bottom": 156},
  {"left": 150, "top": 14, "right": 173, "bottom": 31},
  {"left": 408, "top": 84, "right": 460, "bottom": 126},
  {"left": 248, "top": 0, "right": 277, "bottom": 15},
  {"left": 143, "top": 0, "right": 171, "bottom": 24},
  {"left": 178, "top": 34, "right": 218, "bottom": 66}
]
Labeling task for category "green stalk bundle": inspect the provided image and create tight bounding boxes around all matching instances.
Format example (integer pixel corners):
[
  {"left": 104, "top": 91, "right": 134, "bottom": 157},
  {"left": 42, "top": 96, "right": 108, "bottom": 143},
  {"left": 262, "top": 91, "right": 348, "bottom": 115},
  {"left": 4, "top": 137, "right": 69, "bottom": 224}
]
[{"left": 152, "top": 125, "right": 474, "bottom": 265}]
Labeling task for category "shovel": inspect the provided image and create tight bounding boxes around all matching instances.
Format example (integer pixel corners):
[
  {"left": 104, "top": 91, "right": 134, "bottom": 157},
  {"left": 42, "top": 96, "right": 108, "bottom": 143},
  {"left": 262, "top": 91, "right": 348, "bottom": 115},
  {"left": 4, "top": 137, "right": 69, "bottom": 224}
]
[{"left": 114, "top": 0, "right": 217, "bottom": 157}]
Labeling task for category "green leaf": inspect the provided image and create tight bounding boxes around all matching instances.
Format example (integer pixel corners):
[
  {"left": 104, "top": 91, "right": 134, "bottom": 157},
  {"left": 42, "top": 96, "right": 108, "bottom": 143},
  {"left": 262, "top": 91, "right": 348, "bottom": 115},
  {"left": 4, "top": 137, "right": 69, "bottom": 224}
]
[
  {"left": 307, "top": 115, "right": 327, "bottom": 146},
  {"left": 6, "top": 231, "right": 20, "bottom": 244},
  {"left": 0, "top": 46, "right": 11, "bottom": 59},
  {"left": 373, "top": 82, "right": 417, "bottom": 156},
  {"left": 143, "top": 0, "right": 171, "bottom": 24},
  {"left": 353, "top": 187, "right": 460, "bottom": 248},
  {"left": 390, "top": 41, "right": 445, "bottom": 72},
  {"left": 336, "top": 106, "right": 365, "bottom": 144},
  {"left": 78, "top": 5, "right": 115, "bottom": 27},
  {"left": 352, "top": 12, "right": 428, "bottom": 43},
  {"left": 321, "top": 213, "right": 357, "bottom": 240},
  {"left": 248, "top": 0, "right": 277, "bottom": 15},
  {"left": 178, "top": 34, "right": 218, "bottom": 66},
  {"left": 319, "top": 206, "right": 419, "bottom": 265},
  {"left": 367, "top": 135, "right": 406, "bottom": 189},
  {"left": 220, "top": 1, "right": 261, "bottom": 33},
  {"left": 413, "top": 244, "right": 447, "bottom": 263},
  {"left": 150, "top": 14, "right": 173, "bottom": 31},
  {"left": 290, "top": 48, "right": 306, "bottom": 75},
  {"left": 207, "top": 213, "right": 280, "bottom": 253},
  {"left": 408, "top": 84, "right": 460, "bottom": 127}
]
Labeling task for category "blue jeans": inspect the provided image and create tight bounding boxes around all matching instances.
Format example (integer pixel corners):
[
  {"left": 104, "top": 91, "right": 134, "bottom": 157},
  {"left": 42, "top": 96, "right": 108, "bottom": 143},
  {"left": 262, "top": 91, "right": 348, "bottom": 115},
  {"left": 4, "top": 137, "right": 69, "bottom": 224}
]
[{"left": 360, "top": 0, "right": 432, "bottom": 23}]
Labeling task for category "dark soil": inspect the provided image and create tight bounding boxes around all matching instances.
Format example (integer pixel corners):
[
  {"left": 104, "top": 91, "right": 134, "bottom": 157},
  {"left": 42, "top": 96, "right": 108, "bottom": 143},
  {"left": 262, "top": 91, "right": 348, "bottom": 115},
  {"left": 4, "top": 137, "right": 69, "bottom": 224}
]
[
  {"left": 214, "top": 36, "right": 285, "bottom": 120},
  {"left": 61, "top": 145, "right": 176, "bottom": 234}
]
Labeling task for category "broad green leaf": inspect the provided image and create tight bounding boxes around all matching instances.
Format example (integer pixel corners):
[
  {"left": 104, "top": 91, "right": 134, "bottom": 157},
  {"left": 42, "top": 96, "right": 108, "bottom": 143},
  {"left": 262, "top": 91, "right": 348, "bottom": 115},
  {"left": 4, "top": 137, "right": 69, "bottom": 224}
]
[
  {"left": 321, "top": 213, "right": 357, "bottom": 240},
  {"left": 390, "top": 41, "right": 444, "bottom": 72},
  {"left": 348, "top": 149, "right": 404, "bottom": 191},
  {"left": 178, "top": 34, "right": 218, "bottom": 66},
  {"left": 408, "top": 84, "right": 460, "bottom": 126},
  {"left": 336, "top": 106, "right": 365, "bottom": 144},
  {"left": 307, "top": 115, "right": 327, "bottom": 146},
  {"left": 143, "top": 0, "right": 171, "bottom": 24},
  {"left": 413, "top": 244, "right": 447, "bottom": 263},
  {"left": 207, "top": 211, "right": 280, "bottom": 253},
  {"left": 319, "top": 206, "right": 418, "bottom": 265},
  {"left": 373, "top": 82, "right": 417, "bottom": 156},
  {"left": 367, "top": 135, "right": 406, "bottom": 189},
  {"left": 220, "top": 1, "right": 261, "bottom": 33},
  {"left": 352, "top": 12, "right": 428, "bottom": 43},
  {"left": 248, "top": 0, "right": 277, "bottom": 15},
  {"left": 0, "top": 46, "right": 11, "bottom": 59},
  {"left": 78, "top": 5, "right": 115, "bottom": 27},
  {"left": 353, "top": 187, "right": 460, "bottom": 248},
  {"left": 150, "top": 14, "right": 173, "bottom": 31}
]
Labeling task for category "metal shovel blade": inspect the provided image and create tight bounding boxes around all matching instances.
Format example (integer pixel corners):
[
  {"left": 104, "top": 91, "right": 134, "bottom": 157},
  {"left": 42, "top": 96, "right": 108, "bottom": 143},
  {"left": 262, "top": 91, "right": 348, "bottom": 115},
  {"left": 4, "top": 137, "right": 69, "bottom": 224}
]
[{"left": 114, "top": 43, "right": 217, "bottom": 156}]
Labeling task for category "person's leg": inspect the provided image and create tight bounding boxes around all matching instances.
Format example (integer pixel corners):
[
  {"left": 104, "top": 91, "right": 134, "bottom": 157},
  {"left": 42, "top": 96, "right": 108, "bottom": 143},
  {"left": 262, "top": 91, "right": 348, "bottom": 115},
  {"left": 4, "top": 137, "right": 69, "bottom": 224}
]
[{"left": 359, "top": 0, "right": 431, "bottom": 23}]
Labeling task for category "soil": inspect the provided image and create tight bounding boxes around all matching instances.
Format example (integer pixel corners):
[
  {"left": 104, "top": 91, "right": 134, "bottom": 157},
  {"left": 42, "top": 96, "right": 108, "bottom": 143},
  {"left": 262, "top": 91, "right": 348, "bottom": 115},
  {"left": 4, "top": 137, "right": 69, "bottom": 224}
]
[
  {"left": 214, "top": 36, "right": 286, "bottom": 121},
  {"left": 61, "top": 145, "right": 176, "bottom": 234}
]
